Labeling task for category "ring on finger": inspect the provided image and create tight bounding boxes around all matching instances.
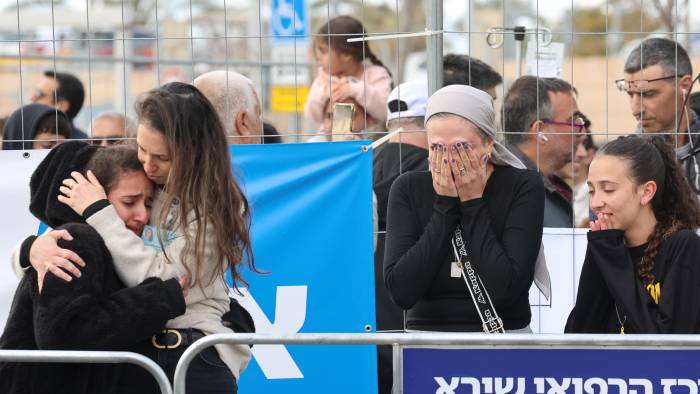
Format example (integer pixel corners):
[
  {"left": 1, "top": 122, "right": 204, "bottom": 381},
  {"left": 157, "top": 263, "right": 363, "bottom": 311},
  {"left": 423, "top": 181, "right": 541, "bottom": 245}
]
[{"left": 459, "top": 167, "right": 466, "bottom": 176}]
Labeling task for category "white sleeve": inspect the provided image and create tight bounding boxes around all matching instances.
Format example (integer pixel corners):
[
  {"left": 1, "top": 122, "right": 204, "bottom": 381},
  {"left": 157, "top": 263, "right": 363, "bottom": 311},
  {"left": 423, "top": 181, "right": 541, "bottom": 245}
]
[
  {"left": 10, "top": 240, "right": 26, "bottom": 279},
  {"left": 86, "top": 205, "right": 185, "bottom": 286}
]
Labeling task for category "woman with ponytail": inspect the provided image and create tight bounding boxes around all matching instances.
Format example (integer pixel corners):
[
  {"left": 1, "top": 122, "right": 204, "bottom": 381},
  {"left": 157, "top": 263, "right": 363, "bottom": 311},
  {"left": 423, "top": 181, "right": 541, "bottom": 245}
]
[
  {"left": 304, "top": 15, "right": 393, "bottom": 129},
  {"left": 566, "top": 135, "right": 700, "bottom": 334}
]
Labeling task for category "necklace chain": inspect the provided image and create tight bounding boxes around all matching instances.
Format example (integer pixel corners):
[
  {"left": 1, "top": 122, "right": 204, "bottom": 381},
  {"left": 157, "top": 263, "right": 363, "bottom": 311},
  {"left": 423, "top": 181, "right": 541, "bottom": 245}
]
[{"left": 615, "top": 305, "right": 627, "bottom": 335}]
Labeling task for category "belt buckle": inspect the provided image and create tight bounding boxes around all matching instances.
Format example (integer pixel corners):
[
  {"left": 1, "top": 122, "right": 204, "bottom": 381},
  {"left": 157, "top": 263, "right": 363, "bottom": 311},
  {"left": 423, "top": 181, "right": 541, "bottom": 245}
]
[{"left": 151, "top": 329, "right": 183, "bottom": 349}]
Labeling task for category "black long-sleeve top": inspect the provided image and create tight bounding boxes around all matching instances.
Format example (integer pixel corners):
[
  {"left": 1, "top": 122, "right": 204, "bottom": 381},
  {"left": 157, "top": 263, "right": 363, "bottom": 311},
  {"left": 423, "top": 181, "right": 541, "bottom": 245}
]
[
  {"left": 383, "top": 166, "right": 545, "bottom": 331},
  {"left": 0, "top": 222, "right": 186, "bottom": 394},
  {"left": 566, "top": 229, "right": 700, "bottom": 334}
]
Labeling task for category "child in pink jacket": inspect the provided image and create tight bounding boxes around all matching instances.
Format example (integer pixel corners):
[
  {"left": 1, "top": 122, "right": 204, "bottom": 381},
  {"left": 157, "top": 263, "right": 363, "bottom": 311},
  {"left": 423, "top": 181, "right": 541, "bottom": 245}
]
[{"left": 305, "top": 15, "right": 393, "bottom": 126}]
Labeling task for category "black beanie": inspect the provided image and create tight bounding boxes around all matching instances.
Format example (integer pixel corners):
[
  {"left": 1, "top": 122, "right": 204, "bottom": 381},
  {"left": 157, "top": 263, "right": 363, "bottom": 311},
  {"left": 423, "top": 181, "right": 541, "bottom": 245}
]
[{"left": 29, "top": 141, "right": 98, "bottom": 228}]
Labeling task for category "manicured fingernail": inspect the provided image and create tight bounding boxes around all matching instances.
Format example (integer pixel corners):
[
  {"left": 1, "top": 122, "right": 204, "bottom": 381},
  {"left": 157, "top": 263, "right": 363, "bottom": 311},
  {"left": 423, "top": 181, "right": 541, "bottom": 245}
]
[
  {"left": 451, "top": 158, "right": 456, "bottom": 163},
  {"left": 451, "top": 144, "right": 457, "bottom": 151},
  {"left": 443, "top": 159, "right": 447, "bottom": 163}
]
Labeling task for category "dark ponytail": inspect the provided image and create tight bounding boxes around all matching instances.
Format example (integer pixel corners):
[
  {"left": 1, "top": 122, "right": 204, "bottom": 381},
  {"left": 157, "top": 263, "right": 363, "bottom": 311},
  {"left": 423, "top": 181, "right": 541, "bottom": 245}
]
[
  {"left": 315, "top": 15, "right": 392, "bottom": 79},
  {"left": 598, "top": 135, "right": 700, "bottom": 284}
]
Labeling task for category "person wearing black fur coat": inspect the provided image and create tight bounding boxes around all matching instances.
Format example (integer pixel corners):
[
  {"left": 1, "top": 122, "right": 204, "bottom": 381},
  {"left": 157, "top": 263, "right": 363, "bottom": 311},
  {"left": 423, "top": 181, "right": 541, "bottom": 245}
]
[{"left": 0, "top": 141, "right": 186, "bottom": 394}]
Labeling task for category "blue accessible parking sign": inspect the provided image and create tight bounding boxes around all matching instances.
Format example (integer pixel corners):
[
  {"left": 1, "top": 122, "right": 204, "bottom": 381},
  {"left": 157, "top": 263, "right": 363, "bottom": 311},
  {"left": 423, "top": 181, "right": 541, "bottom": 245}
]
[{"left": 271, "top": 0, "right": 308, "bottom": 41}]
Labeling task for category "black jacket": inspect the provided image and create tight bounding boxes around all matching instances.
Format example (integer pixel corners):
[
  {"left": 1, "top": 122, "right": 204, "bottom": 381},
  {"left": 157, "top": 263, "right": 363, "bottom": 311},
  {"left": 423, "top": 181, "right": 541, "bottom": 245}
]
[
  {"left": 0, "top": 141, "right": 186, "bottom": 394},
  {"left": 383, "top": 166, "right": 544, "bottom": 331},
  {"left": 566, "top": 229, "right": 700, "bottom": 334},
  {"left": 372, "top": 142, "right": 428, "bottom": 332},
  {"left": 509, "top": 144, "right": 573, "bottom": 228},
  {"left": 676, "top": 109, "right": 700, "bottom": 196}
]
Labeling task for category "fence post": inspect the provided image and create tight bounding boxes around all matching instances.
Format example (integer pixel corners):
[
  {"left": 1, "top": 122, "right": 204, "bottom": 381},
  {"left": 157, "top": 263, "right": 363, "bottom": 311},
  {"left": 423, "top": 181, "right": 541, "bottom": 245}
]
[{"left": 425, "top": 0, "right": 443, "bottom": 95}]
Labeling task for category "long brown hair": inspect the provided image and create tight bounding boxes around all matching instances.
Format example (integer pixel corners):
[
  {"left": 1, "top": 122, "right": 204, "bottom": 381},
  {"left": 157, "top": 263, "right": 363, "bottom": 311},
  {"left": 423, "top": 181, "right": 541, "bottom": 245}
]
[
  {"left": 315, "top": 15, "right": 391, "bottom": 78},
  {"left": 135, "top": 82, "right": 254, "bottom": 289},
  {"left": 598, "top": 135, "right": 700, "bottom": 284}
]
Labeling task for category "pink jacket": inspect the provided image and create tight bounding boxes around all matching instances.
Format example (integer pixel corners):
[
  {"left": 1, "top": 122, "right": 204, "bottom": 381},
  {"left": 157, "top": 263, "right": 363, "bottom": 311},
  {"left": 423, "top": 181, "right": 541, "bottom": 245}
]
[{"left": 304, "top": 63, "right": 393, "bottom": 124}]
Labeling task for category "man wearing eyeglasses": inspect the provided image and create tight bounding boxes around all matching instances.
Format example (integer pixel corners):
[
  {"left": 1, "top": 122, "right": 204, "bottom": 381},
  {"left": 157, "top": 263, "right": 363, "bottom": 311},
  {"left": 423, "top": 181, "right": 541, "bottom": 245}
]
[
  {"left": 30, "top": 70, "right": 88, "bottom": 141},
  {"left": 503, "top": 76, "right": 586, "bottom": 228},
  {"left": 620, "top": 37, "right": 700, "bottom": 194}
]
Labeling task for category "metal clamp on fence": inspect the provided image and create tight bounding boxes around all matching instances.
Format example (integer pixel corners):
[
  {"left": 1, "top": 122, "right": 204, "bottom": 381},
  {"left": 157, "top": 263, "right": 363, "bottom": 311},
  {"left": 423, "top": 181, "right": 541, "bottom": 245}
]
[{"left": 0, "top": 349, "right": 172, "bottom": 394}]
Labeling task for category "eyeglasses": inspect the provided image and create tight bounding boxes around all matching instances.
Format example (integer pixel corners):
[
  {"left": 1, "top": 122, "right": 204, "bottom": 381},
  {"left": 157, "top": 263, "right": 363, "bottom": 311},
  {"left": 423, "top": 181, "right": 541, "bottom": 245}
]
[
  {"left": 541, "top": 117, "right": 586, "bottom": 133},
  {"left": 614, "top": 74, "right": 684, "bottom": 92}
]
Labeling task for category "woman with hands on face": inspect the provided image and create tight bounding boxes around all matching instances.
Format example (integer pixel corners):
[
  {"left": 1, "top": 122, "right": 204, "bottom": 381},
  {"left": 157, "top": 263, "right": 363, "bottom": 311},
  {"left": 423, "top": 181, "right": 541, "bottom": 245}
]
[
  {"left": 383, "top": 84, "right": 549, "bottom": 333},
  {"left": 566, "top": 135, "right": 700, "bottom": 334}
]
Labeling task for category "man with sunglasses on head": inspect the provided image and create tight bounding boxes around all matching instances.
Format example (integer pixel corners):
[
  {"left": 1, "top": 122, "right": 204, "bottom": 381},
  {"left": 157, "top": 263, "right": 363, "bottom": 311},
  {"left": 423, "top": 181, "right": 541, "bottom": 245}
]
[
  {"left": 619, "top": 37, "right": 700, "bottom": 195},
  {"left": 31, "top": 70, "right": 88, "bottom": 141},
  {"left": 503, "top": 76, "right": 586, "bottom": 228}
]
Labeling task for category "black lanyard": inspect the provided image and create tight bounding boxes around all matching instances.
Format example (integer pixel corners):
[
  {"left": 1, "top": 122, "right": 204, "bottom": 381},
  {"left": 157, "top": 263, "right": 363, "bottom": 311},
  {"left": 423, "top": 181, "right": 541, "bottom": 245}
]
[{"left": 452, "top": 226, "right": 505, "bottom": 333}]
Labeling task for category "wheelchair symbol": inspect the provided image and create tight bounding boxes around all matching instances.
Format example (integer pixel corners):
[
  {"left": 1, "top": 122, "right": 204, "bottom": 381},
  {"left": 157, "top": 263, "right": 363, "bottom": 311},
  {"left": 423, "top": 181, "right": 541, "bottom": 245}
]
[{"left": 272, "top": 0, "right": 305, "bottom": 37}]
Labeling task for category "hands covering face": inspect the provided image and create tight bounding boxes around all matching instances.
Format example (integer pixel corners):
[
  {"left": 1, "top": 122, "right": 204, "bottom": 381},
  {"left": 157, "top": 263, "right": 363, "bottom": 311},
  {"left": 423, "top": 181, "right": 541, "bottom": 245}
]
[{"left": 430, "top": 142, "right": 490, "bottom": 202}]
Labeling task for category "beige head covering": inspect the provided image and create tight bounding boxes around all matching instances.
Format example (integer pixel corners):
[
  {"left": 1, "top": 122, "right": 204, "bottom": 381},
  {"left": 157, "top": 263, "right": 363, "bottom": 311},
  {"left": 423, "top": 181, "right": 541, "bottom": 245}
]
[
  {"left": 425, "top": 84, "right": 526, "bottom": 168},
  {"left": 425, "top": 84, "right": 551, "bottom": 300}
]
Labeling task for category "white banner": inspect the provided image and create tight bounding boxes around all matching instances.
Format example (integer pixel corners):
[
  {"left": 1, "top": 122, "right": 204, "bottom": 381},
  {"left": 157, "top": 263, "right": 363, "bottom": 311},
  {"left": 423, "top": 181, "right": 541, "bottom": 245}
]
[
  {"left": 530, "top": 228, "right": 587, "bottom": 333},
  {"left": 0, "top": 150, "right": 49, "bottom": 328},
  {"left": 0, "top": 149, "right": 588, "bottom": 334}
]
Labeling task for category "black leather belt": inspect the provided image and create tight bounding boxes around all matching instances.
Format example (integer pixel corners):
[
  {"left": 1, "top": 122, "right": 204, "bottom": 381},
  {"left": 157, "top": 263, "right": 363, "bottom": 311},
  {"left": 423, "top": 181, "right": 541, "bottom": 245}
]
[{"left": 151, "top": 328, "right": 205, "bottom": 350}]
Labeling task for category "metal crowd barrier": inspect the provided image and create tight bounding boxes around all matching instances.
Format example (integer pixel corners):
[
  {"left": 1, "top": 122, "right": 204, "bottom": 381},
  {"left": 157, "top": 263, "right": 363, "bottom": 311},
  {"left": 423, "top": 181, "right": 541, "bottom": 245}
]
[
  {"left": 172, "top": 332, "right": 700, "bottom": 394},
  {"left": 0, "top": 349, "right": 172, "bottom": 394}
]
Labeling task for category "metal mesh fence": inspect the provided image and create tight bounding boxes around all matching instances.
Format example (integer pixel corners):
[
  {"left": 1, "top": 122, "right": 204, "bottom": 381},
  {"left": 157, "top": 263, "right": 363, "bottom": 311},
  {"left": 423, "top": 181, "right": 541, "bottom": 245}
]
[{"left": 0, "top": 0, "right": 697, "bottom": 333}]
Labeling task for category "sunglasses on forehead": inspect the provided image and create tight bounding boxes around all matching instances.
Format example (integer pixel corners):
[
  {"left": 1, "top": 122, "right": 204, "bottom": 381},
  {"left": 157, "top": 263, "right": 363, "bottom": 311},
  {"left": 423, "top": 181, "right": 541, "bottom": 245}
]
[{"left": 90, "top": 137, "right": 124, "bottom": 146}]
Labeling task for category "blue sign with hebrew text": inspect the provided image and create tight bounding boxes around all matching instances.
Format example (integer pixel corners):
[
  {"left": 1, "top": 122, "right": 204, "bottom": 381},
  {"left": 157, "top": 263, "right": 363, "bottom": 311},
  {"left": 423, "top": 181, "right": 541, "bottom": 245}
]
[{"left": 403, "top": 347, "right": 700, "bottom": 393}]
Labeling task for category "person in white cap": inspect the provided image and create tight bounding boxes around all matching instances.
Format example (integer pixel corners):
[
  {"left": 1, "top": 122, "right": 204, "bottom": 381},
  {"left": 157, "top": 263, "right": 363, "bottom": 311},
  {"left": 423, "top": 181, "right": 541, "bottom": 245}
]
[{"left": 374, "top": 80, "right": 430, "bottom": 217}]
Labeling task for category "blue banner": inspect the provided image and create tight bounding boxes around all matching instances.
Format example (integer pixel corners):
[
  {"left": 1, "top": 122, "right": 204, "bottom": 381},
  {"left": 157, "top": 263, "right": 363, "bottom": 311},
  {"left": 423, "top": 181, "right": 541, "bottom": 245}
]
[
  {"left": 403, "top": 347, "right": 700, "bottom": 393},
  {"left": 229, "top": 141, "right": 377, "bottom": 393}
]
